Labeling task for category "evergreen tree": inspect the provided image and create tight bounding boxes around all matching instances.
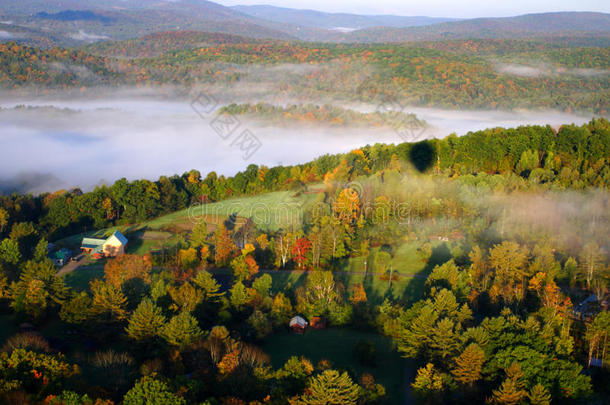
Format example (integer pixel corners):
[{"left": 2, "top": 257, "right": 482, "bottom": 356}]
[
  {"left": 411, "top": 363, "right": 446, "bottom": 404},
  {"left": 491, "top": 378, "right": 526, "bottom": 405},
  {"left": 90, "top": 279, "right": 128, "bottom": 322},
  {"left": 528, "top": 384, "right": 551, "bottom": 405},
  {"left": 189, "top": 221, "right": 208, "bottom": 248},
  {"left": 192, "top": 270, "right": 223, "bottom": 302},
  {"left": 161, "top": 311, "right": 204, "bottom": 348},
  {"left": 229, "top": 281, "right": 249, "bottom": 311},
  {"left": 492, "top": 363, "right": 527, "bottom": 405},
  {"left": 214, "top": 224, "right": 235, "bottom": 267},
  {"left": 292, "top": 369, "right": 361, "bottom": 405},
  {"left": 10, "top": 260, "right": 68, "bottom": 320},
  {"left": 430, "top": 318, "right": 459, "bottom": 360},
  {"left": 123, "top": 377, "right": 186, "bottom": 405},
  {"left": 451, "top": 343, "right": 485, "bottom": 386},
  {"left": 126, "top": 299, "right": 166, "bottom": 341}
]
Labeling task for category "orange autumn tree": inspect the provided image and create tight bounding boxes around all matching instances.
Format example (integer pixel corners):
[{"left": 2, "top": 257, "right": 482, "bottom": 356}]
[
  {"left": 231, "top": 244, "right": 259, "bottom": 282},
  {"left": 214, "top": 224, "right": 236, "bottom": 267},
  {"left": 334, "top": 187, "right": 361, "bottom": 229},
  {"left": 350, "top": 283, "right": 368, "bottom": 304},
  {"left": 104, "top": 254, "right": 152, "bottom": 289}
]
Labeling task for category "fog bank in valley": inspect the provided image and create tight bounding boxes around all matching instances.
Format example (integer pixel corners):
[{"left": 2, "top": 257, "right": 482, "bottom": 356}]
[{"left": 0, "top": 88, "right": 596, "bottom": 194}]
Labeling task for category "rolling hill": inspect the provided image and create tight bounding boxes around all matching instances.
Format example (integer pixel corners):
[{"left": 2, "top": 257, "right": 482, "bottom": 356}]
[
  {"left": 231, "top": 5, "right": 460, "bottom": 31},
  {"left": 2, "top": 1, "right": 608, "bottom": 46},
  {"left": 0, "top": 0, "right": 299, "bottom": 45},
  {"left": 341, "top": 12, "right": 610, "bottom": 42}
]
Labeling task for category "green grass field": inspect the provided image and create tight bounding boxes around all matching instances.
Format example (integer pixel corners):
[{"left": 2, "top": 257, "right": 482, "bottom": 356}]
[
  {"left": 262, "top": 328, "right": 405, "bottom": 404},
  {"left": 145, "top": 188, "right": 321, "bottom": 232},
  {"left": 63, "top": 266, "right": 105, "bottom": 291}
]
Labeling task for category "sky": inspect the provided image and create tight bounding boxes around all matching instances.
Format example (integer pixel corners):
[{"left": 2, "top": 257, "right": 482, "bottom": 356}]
[{"left": 216, "top": 0, "right": 610, "bottom": 18}]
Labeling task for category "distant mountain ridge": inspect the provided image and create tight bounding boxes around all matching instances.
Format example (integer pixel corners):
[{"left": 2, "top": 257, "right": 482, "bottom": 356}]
[
  {"left": 231, "top": 5, "right": 460, "bottom": 30},
  {"left": 0, "top": 1, "right": 608, "bottom": 45},
  {"left": 340, "top": 12, "right": 610, "bottom": 42},
  {"left": 36, "top": 10, "right": 115, "bottom": 23}
]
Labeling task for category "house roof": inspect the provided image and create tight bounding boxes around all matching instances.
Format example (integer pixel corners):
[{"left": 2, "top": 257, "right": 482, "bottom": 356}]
[
  {"left": 51, "top": 248, "right": 71, "bottom": 260},
  {"left": 108, "top": 230, "right": 128, "bottom": 245},
  {"left": 81, "top": 238, "right": 105, "bottom": 248},
  {"left": 289, "top": 316, "right": 308, "bottom": 328}
]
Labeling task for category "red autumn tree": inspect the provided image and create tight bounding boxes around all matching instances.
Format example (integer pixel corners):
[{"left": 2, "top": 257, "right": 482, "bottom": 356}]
[{"left": 292, "top": 237, "right": 312, "bottom": 269}]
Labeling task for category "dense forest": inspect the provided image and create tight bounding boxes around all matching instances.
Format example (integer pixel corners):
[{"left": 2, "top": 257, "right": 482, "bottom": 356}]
[
  {"left": 0, "top": 118, "right": 608, "bottom": 403},
  {"left": 217, "top": 103, "right": 424, "bottom": 129},
  {"left": 0, "top": 37, "right": 608, "bottom": 114}
]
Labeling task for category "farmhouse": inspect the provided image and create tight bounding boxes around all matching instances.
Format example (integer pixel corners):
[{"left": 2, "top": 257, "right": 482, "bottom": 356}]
[{"left": 81, "top": 230, "right": 128, "bottom": 258}]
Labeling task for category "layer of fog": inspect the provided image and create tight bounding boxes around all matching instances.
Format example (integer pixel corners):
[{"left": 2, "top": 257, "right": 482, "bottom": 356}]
[
  {"left": 0, "top": 30, "right": 16, "bottom": 39},
  {"left": 0, "top": 87, "right": 596, "bottom": 194},
  {"left": 69, "top": 30, "right": 109, "bottom": 42},
  {"left": 495, "top": 62, "right": 610, "bottom": 78}
]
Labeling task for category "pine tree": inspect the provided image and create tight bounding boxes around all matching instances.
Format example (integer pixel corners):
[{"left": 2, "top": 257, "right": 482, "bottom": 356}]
[
  {"left": 90, "top": 279, "right": 128, "bottom": 321},
  {"left": 411, "top": 363, "right": 445, "bottom": 403},
  {"left": 123, "top": 377, "right": 186, "bottom": 405},
  {"left": 33, "top": 239, "right": 49, "bottom": 262},
  {"left": 0, "top": 207, "right": 8, "bottom": 234},
  {"left": 350, "top": 283, "right": 368, "bottom": 304},
  {"left": 491, "top": 378, "right": 526, "bottom": 405},
  {"left": 229, "top": 281, "right": 249, "bottom": 311},
  {"left": 193, "top": 270, "right": 223, "bottom": 302},
  {"left": 126, "top": 299, "right": 166, "bottom": 341},
  {"left": 168, "top": 281, "right": 203, "bottom": 313},
  {"left": 397, "top": 305, "right": 439, "bottom": 358},
  {"left": 214, "top": 224, "right": 235, "bottom": 267},
  {"left": 189, "top": 221, "right": 208, "bottom": 248},
  {"left": 528, "top": 384, "right": 551, "bottom": 405},
  {"left": 10, "top": 260, "right": 68, "bottom": 320},
  {"left": 451, "top": 343, "right": 485, "bottom": 386},
  {"left": 492, "top": 363, "right": 527, "bottom": 405},
  {"left": 430, "top": 318, "right": 459, "bottom": 360},
  {"left": 162, "top": 311, "right": 204, "bottom": 348},
  {"left": 293, "top": 369, "right": 361, "bottom": 405}
]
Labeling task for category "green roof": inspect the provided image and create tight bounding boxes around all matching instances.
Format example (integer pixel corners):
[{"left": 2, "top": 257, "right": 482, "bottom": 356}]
[{"left": 81, "top": 238, "right": 105, "bottom": 248}]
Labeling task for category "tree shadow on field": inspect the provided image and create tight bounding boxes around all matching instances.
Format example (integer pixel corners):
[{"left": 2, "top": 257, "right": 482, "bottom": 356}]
[{"left": 399, "top": 242, "right": 452, "bottom": 305}]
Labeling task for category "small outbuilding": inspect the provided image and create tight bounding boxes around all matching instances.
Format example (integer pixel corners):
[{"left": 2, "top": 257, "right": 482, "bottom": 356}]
[
  {"left": 310, "top": 316, "right": 327, "bottom": 329},
  {"left": 50, "top": 248, "right": 72, "bottom": 267},
  {"left": 289, "top": 316, "right": 308, "bottom": 334}
]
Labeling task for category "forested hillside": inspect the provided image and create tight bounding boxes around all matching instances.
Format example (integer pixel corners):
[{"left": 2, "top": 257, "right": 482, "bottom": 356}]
[
  {"left": 0, "top": 119, "right": 608, "bottom": 404},
  {"left": 1, "top": 39, "right": 608, "bottom": 114}
]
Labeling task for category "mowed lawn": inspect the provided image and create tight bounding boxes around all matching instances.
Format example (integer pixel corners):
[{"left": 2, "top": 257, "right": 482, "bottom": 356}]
[
  {"left": 63, "top": 265, "right": 105, "bottom": 291},
  {"left": 145, "top": 188, "right": 321, "bottom": 232},
  {"left": 262, "top": 328, "right": 405, "bottom": 404}
]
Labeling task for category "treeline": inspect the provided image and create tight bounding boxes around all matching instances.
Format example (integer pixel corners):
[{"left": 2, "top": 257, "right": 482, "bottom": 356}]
[
  {"left": 0, "top": 119, "right": 607, "bottom": 244},
  {"left": 218, "top": 102, "right": 424, "bottom": 128},
  {"left": 84, "top": 31, "right": 259, "bottom": 58}
]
